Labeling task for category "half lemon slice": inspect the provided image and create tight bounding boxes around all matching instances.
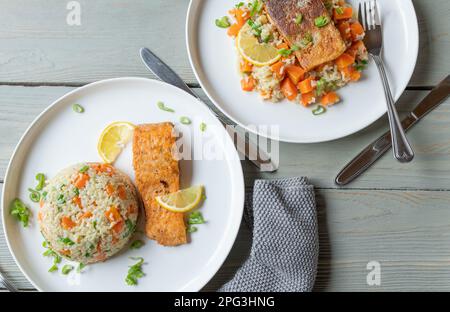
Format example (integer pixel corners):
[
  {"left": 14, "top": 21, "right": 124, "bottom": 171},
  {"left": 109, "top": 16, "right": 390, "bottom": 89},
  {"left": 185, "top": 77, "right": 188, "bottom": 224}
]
[
  {"left": 156, "top": 186, "right": 204, "bottom": 213},
  {"left": 237, "top": 23, "right": 281, "bottom": 66},
  {"left": 97, "top": 121, "right": 135, "bottom": 163}
]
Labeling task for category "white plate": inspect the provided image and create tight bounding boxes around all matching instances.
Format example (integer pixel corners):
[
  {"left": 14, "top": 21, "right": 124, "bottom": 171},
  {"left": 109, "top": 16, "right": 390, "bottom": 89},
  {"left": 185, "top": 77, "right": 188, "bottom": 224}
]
[
  {"left": 1, "top": 78, "right": 244, "bottom": 292},
  {"left": 186, "top": 0, "right": 419, "bottom": 143}
]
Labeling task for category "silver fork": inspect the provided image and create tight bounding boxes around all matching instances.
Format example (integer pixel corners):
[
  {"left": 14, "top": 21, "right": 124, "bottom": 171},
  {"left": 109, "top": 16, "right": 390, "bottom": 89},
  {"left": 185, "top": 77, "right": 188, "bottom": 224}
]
[
  {"left": 359, "top": 0, "right": 414, "bottom": 163},
  {"left": 0, "top": 270, "right": 18, "bottom": 292}
]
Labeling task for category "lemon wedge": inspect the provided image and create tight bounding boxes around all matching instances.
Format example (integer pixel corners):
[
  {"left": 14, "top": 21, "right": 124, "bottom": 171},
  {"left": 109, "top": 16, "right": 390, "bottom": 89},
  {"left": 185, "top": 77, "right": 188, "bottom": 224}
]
[
  {"left": 97, "top": 121, "right": 135, "bottom": 163},
  {"left": 237, "top": 23, "right": 281, "bottom": 66},
  {"left": 156, "top": 186, "right": 204, "bottom": 213}
]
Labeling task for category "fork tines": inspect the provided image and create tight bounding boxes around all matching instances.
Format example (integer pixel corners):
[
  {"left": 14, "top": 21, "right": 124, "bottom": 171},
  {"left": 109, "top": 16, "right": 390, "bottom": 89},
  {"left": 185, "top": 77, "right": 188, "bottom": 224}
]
[{"left": 359, "top": 0, "right": 381, "bottom": 31}]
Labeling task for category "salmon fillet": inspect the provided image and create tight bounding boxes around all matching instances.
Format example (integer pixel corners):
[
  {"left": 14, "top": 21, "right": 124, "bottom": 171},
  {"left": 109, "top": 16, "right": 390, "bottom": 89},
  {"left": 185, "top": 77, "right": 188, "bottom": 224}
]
[
  {"left": 132, "top": 123, "right": 187, "bottom": 246},
  {"left": 265, "top": 0, "right": 346, "bottom": 71}
]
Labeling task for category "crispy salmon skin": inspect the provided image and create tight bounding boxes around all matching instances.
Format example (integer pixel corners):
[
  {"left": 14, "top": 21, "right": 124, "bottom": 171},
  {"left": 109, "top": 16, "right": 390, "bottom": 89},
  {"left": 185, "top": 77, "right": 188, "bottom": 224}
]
[
  {"left": 132, "top": 123, "right": 187, "bottom": 246},
  {"left": 265, "top": 0, "right": 346, "bottom": 71}
]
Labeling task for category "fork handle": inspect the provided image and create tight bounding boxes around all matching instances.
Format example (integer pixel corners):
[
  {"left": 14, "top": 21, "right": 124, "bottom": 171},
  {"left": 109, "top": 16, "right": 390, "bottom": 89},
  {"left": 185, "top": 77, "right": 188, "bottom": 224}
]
[{"left": 372, "top": 54, "right": 414, "bottom": 163}]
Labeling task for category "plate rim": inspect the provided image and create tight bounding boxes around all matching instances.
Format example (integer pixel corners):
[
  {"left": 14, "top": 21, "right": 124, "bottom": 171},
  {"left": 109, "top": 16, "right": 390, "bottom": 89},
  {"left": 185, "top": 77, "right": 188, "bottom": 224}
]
[
  {"left": 185, "top": 0, "right": 419, "bottom": 143},
  {"left": 1, "top": 77, "right": 245, "bottom": 292}
]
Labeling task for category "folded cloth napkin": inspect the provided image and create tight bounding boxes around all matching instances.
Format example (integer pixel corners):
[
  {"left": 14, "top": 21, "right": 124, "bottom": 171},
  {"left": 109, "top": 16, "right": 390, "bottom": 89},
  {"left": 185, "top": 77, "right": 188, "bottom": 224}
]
[{"left": 219, "top": 177, "right": 318, "bottom": 292}]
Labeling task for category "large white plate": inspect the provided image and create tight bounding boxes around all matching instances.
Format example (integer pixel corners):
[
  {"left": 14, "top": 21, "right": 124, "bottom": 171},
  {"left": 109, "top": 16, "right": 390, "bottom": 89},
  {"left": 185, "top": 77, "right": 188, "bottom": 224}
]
[
  {"left": 1, "top": 78, "right": 244, "bottom": 291},
  {"left": 186, "top": 0, "right": 419, "bottom": 143}
]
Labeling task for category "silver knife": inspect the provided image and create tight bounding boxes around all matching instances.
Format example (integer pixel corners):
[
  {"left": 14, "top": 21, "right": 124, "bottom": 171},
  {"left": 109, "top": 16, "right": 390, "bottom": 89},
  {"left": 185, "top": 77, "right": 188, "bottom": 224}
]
[
  {"left": 336, "top": 75, "right": 450, "bottom": 186},
  {"left": 140, "top": 47, "right": 277, "bottom": 172}
]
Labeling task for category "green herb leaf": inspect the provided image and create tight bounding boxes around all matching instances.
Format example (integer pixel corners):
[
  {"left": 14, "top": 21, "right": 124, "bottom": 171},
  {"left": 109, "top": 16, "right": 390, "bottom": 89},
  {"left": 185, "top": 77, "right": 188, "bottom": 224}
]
[
  {"left": 62, "top": 264, "right": 74, "bottom": 275},
  {"left": 314, "top": 16, "right": 330, "bottom": 28},
  {"left": 125, "top": 257, "right": 145, "bottom": 286},
  {"left": 278, "top": 48, "right": 293, "bottom": 57},
  {"left": 72, "top": 104, "right": 85, "bottom": 113},
  {"left": 188, "top": 211, "right": 206, "bottom": 225},
  {"left": 180, "top": 116, "right": 192, "bottom": 125},
  {"left": 10, "top": 199, "right": 30, "bottom": 227},
  {"left": 312, "top": 105, "right": 327, "bottom": 116},
  {"left": 215, "top": 16, "right": 231, "bottom": 28},
  {"left": 295, "top": 14, "right": 303, "bottom": 25},
  {"left": 130, "top": 240, "right": 145, "bottom": 249},
  {"left": 157, "top": 101, "right": 175, "bottom": 113}
]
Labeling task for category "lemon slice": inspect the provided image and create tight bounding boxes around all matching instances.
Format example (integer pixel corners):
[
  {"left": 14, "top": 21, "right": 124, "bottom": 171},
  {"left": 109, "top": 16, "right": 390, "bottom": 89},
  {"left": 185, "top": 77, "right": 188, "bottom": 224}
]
[
  {"left": 156, "top": 186, "right": 204, "bottom": 213},
  {"left": 97, "top": 121, "right": 135, "bottom": 163},
  {"left": 237, "top": 23, "right": 281, "bottom": 66}
]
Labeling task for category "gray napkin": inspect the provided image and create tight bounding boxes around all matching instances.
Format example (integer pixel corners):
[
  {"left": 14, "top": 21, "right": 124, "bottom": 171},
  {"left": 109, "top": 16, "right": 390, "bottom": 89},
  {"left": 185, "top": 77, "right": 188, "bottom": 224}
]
[{"left": 219, "top": 177, "right": 318, "bottom": 292}]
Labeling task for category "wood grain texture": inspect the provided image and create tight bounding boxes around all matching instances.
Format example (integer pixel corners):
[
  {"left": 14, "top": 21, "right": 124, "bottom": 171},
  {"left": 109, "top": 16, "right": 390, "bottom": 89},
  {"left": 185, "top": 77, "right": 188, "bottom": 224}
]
[
  {"left": 0, "top": 0, "right": 447, "bottom": 86},
  {"left": 1, "top": 86, "right": 450, "bottom": 190},
  {"left": 4, "top": 186, "right": 450, "bottom": 291}
]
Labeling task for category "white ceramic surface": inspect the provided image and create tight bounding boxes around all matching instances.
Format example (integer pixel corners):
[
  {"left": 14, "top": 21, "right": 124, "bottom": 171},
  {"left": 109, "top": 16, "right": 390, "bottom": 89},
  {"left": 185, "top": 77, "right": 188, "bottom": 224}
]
[
  {"left": 1, "top": 78, "right": 245, "bottom": 292},
  {"left": 186, "top": 0, "right": 419, "bottom": 143}
]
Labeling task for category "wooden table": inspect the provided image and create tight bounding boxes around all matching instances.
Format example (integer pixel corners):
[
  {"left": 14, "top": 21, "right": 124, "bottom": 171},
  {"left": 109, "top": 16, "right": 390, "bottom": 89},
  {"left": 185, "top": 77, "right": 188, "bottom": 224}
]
[{"left": 1, "top": 0, "right": 449, "bottom": 292}]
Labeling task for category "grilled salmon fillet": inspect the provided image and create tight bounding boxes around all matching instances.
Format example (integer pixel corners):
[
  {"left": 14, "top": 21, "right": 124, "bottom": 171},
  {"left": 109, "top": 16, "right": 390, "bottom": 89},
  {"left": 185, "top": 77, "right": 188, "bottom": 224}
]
[
  {"left": 265, "top": 0, "right": 346, "bottom": 71},
  {"left": 132, "top": 123, "right": 187, "bottom": 246}
]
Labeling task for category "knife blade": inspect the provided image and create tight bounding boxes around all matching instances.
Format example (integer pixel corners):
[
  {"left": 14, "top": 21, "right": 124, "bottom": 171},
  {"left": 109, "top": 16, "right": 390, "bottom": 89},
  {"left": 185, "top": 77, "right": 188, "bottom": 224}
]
[
  {"left": 336, "top": 75, "right": 450, "bottom": 186},
  {"left": 140, "top": 47, "right": 278, "bottom": 172}
]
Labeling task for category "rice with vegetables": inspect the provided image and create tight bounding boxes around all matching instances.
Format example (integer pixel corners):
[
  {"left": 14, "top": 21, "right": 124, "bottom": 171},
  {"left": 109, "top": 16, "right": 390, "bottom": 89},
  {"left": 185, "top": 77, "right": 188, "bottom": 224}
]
[
  {"left": 220, "top": 0, "right": 369, "bottom": 113},
  {"left": 38, "top": 163, "right": 139, "bottom": 264}
]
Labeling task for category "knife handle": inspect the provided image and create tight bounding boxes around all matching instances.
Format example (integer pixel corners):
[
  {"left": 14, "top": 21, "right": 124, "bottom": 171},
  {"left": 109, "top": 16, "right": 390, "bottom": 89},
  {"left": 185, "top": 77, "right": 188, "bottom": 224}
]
[{"left": 335, "top": 115, "right": 418, "bottom": 186}]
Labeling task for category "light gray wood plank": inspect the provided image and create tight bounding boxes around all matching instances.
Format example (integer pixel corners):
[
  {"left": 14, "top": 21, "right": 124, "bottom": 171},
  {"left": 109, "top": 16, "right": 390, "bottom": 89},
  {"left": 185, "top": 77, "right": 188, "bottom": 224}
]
[
  {"left": 0, "top": 0, "right": 447, "bottom": 86},
  {"left": 1, "top": 85, "right": 449, "bottom": 190},
  {"left": 5, "top": 186, "right": 450, "bottom": 291}
]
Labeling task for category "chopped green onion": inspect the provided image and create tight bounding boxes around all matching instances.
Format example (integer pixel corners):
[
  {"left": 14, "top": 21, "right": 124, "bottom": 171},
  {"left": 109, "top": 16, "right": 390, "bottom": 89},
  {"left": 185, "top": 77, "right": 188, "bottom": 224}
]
[
  {"left": 93, "top": 220, "right": 97, "bottom": 230},
  {"left": 262, "top": 34, "right": 273, "bottom": 43},
  {"left": 42, "top": 191, "right": 48, "bottom": 199},
  {"left": 56, "top": 194, "right": 65, "bottom": 205},
  {"left": 188, "top": 211, "right": 206, "bottom": 225},
  {"left": 157, "top": 101, "right": 175, "bottom": 113},
  {"left": 200, "top": 122, "right": 207, "bottom": 132},
  {"left": 62, "top": 265, "right": 74, "bottom": 275},
  {"left": 180, "top": 116, "right": 192, "bottom": 125},
  {"left": 295, "top": 14, "right": 303, "bottom": 25},
  {"left": 79, "top": 165, "right": 89, "bottom": 173},
  {"left": 48, "top": 264, "right": 58, "bottom": 273},
  {"left": 335, "top": 7, "right": 345, "bottom": 15},
  {"left": 77, "top": 263, "right": 86, "bottom": 273},
  {"left": 187, "top": 225, "right": 198, "bottom": 233},
  {"left": 59, "top": 237, "right": 75, "bottom": 246},
  {"left": 125, "top": 257, "right": 145, "bottom": 286},
  {"left": 312, "top": 105, "right": 327, "bottom": 116},
  {"left": 215, "top": 16, "right": 231, "bottom": 28},
  {"left": 10, "top": 199, "right": 30, "bottom": 227},
  {"left": 130, "top": 240, "right": 145, "bottom": 249},
  {"left": 125, "top": 219, "right": 136, "bottom": 237},
  {"left": 28, "top": 189, "right": 41, "bottom": 203},
  {"left": 72, "top": 104, "right": 84, "bottom": 113},
  {"left": 315, "top": 16, "right": 330, "bottom": 28},
  {"left": 73, "top": 188, "right": 79, "bottom": 196},
  {"left": 278, "top": 48, "right": 293, "bottom": 57},
  {"left": 35, "top": 173, "right": 46, "bottom": 191},
  {"left": 235, "top": 2, "right": 245, "bottom": 8},
  {"left": 249, "top": 0, "right": 263, "bottom": 17},
  {"left": 247, "top": 19, "right": 262, "bottom": 36},
  {"left": 299, "top": 33, "right": 313, "bottom": 47}
]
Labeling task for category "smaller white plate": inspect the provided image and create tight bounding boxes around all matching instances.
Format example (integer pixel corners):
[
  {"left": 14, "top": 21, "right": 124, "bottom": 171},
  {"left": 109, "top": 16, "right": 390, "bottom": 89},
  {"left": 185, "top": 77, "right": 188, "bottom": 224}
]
[
  {"left": 2, "top": 78, "right": 244, "bottom": 292},
  {"left": 186, "top": 0, "right": 419, "bottom": 143}
]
